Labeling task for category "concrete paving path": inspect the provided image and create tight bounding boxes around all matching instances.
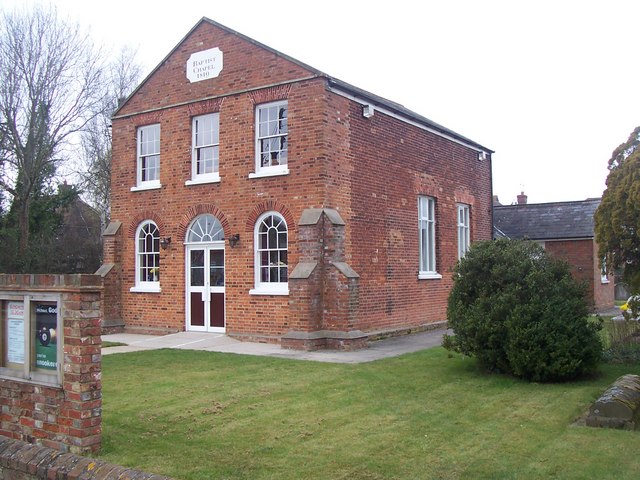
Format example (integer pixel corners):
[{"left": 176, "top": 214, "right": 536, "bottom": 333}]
[{"left": 102, "top": 328, "right": 450, "bottom": 364}]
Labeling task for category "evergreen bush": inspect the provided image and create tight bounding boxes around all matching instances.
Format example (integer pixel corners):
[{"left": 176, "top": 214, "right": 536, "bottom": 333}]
[{"left": 444, "top": 239, "right": 602, "bottom": 382}]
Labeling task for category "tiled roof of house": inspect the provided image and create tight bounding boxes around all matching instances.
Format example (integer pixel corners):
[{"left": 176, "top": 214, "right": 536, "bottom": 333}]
[{"left": 493, "top": 198, "right": 601, "bottom": 240}]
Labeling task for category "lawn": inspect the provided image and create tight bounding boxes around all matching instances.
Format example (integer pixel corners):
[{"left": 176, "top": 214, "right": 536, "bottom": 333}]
[{"left": 99, "top": 348, "right": 640, "bottom": 480}]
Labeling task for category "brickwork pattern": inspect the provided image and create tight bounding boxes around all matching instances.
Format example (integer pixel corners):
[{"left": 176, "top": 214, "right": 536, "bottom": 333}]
[
  {"left": 591, "top": 239, "right": 616, "bottom": 312},
  {"left": 0, "top": 275, "right": 102, "bottom": 454},
  {"left": 344, "top": 98, "right": 493, "bottom": 332},
  {"left": 289, "top": 221, "right": 323, "bottom": 333},
  {"left": 544, "top": 239, "right": 615, "bottom": 312},
  {"left": 101, "top": 226, "right": 123, "bottom": 327}
]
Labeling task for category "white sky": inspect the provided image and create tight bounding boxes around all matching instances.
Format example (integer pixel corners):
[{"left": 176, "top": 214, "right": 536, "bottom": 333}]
[{"left": 3, "top": 0, "right": 640, "bottom": 205}]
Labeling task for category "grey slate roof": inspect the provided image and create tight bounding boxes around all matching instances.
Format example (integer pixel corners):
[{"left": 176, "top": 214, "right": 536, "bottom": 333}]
[{"left": 493, "top": 198, "right": 601, "bottom": 240}]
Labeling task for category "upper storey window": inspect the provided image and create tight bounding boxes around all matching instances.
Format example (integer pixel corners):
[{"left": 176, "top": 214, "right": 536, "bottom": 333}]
[
  {"left": 134, "top": 124, "right": 161, "bottom": 190},
  {"left": 457, "top": 204, "right": 471, "bottom": 259},
  {"left": 188, "top": 113, "right": 220, "bottom": 185},
  {"left": 252, "top": 101, "right": 288, "bottom": 178}
]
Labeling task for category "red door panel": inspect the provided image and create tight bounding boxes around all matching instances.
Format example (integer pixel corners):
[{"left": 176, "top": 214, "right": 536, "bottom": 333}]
[
  {"left": 190, "top": 292, "right": 205, "bottom": 327},
  {"left": 210, "top": 293, "right": 224, "bottom": 328}
]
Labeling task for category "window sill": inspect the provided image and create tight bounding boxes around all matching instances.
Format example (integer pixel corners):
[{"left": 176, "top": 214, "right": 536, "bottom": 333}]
[
  {"left": 130, "top": 284, "right": 161, "bottom": 293},
  {"left": 185, "top": 175, "right": 220, "bottom": 186},
  {"left": 248, "top": 168, "right": 289, "bottom": 179},
  {"left": 249, "top": 286, "right": 289, "bottom": 296},
  {"left": 0, "top": 371, "right": 61, "bottom": 388},
  {"left": 418, "top": 272, "right": 442, "bottom": 280},
  {"left": 130, "top": 182, "right": 162, "bottom": 192}
]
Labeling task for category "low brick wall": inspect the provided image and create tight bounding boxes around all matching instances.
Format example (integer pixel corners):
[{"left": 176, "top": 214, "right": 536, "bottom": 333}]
[{"left": 0, "top": 435, "right": 170, "bottom": 479}]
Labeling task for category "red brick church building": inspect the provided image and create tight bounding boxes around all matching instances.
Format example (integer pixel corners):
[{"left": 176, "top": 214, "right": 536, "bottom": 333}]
[{"left": 101, "top": 17, "right": 494, "bottom": 349}]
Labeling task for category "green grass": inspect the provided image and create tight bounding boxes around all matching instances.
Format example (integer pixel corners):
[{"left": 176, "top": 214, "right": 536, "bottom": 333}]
[{"left": 99, "top": 348, "right": 640, "bottom": 480}]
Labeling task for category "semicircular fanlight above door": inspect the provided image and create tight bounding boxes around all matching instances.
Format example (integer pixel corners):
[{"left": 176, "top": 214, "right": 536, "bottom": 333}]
[{"left": 187, "top": 214, "right": 224, "bottom": 243}]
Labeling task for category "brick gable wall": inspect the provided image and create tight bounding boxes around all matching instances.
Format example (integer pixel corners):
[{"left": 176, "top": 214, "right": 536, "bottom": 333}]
[{"left": 116, "top": 21, "right": 316, "bottom": 118}]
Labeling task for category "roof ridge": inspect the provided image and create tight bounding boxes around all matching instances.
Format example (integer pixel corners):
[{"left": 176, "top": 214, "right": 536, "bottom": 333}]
[{"left": 495, "top": 198, "right": 600, "bottom": 208}]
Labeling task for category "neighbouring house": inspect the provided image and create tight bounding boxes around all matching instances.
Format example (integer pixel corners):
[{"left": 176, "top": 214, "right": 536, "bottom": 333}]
[
  {"left": 493, "top": 194, "right": 614, "bottom": 312},
  {"left": 101, "top": 17, "right": 494, "bottom": 349},
  {"left": 0, "top": 182, "right": 102, "bottom": 274},
  {"left": 54, "top": 184, "right": 103, "bottom": 274},
  {"left": 53, "top": 199, "right": 102, "bottom": 274}
]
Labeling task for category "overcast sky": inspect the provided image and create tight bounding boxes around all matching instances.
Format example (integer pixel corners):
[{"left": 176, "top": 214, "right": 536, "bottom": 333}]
[{"left": 4, "top": 0, "right": 639, "bottom": 205}]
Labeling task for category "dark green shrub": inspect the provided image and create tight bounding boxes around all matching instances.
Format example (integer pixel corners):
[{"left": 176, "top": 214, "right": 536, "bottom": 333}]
[{"left": 444, "top": 239, "right": 602, "bottom": 382}]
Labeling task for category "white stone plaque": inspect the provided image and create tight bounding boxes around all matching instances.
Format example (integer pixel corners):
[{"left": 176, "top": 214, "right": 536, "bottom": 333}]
[
  {"left": 7, "top": 301, "right": 24, "bottom": 364},
  {"left": 186, "top": 48, "right": 223, "bottom": 83}
]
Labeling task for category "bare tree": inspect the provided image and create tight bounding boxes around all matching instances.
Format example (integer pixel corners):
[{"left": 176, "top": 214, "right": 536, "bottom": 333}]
[
  {"left": 0, "top": 6, "right": 104, "bottom": 255},
  {"left": 80, "top": 46, "right": 142, "bottom": 227}
]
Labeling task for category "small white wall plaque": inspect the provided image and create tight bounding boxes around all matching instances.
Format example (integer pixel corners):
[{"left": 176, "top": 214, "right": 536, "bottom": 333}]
[{"left": 186, "top": 47, "right": 223, "bottom": 83}]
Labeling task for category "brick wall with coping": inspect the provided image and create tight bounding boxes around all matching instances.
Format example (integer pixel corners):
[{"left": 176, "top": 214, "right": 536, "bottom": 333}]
[
  {"left": 0, "top": 435, "right": 169, "bottom": 479},
  {"left": 0, "top": 274, "right": 102, "bottom": 454}
]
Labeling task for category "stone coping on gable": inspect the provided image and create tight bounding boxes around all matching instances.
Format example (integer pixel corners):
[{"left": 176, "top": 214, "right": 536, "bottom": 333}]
[
  {"left": 289, "top": 262, "right": 317, "bottom": 279},
  {"left": 102, "top": 221, "right": 122, "bottom": 236},
  {"left": 298, "top": 208, "right": 345, "bottom": 226}
]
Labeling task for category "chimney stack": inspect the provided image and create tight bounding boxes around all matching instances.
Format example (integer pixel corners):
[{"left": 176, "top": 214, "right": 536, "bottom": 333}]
[{"left": 517, "top": 191, "right": 528, "bottom": 205}]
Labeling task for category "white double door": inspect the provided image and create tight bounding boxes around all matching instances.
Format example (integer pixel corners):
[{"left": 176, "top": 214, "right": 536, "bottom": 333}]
[{"left": 186, "top": 244, "right": 225, "bottom": 332}]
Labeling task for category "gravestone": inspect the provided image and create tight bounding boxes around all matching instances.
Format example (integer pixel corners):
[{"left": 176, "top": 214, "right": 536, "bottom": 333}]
[{"left": 586, "top": 374, "right": 640, "bottom": 430}]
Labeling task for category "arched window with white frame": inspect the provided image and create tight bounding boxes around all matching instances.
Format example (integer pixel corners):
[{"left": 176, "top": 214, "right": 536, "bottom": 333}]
[
  {"left": 131, "top": 221, "right": 161, "bottom": 292},
  {"left": 251, "top": 212, "right": 288, "bottom": 295}
]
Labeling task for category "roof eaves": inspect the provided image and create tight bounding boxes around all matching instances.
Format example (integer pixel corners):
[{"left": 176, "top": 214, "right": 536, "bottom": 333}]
[
  {"left": 327, "top": 77, "right": 493, "bottom": 153},
  {"left": 494, "top": 198, "right": 601, "bottom": 210}
]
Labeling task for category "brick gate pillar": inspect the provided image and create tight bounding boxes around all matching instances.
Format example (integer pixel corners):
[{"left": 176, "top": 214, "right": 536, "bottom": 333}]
[{"left": 0, "top": 274, "right": 103, "bottom": 454}]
